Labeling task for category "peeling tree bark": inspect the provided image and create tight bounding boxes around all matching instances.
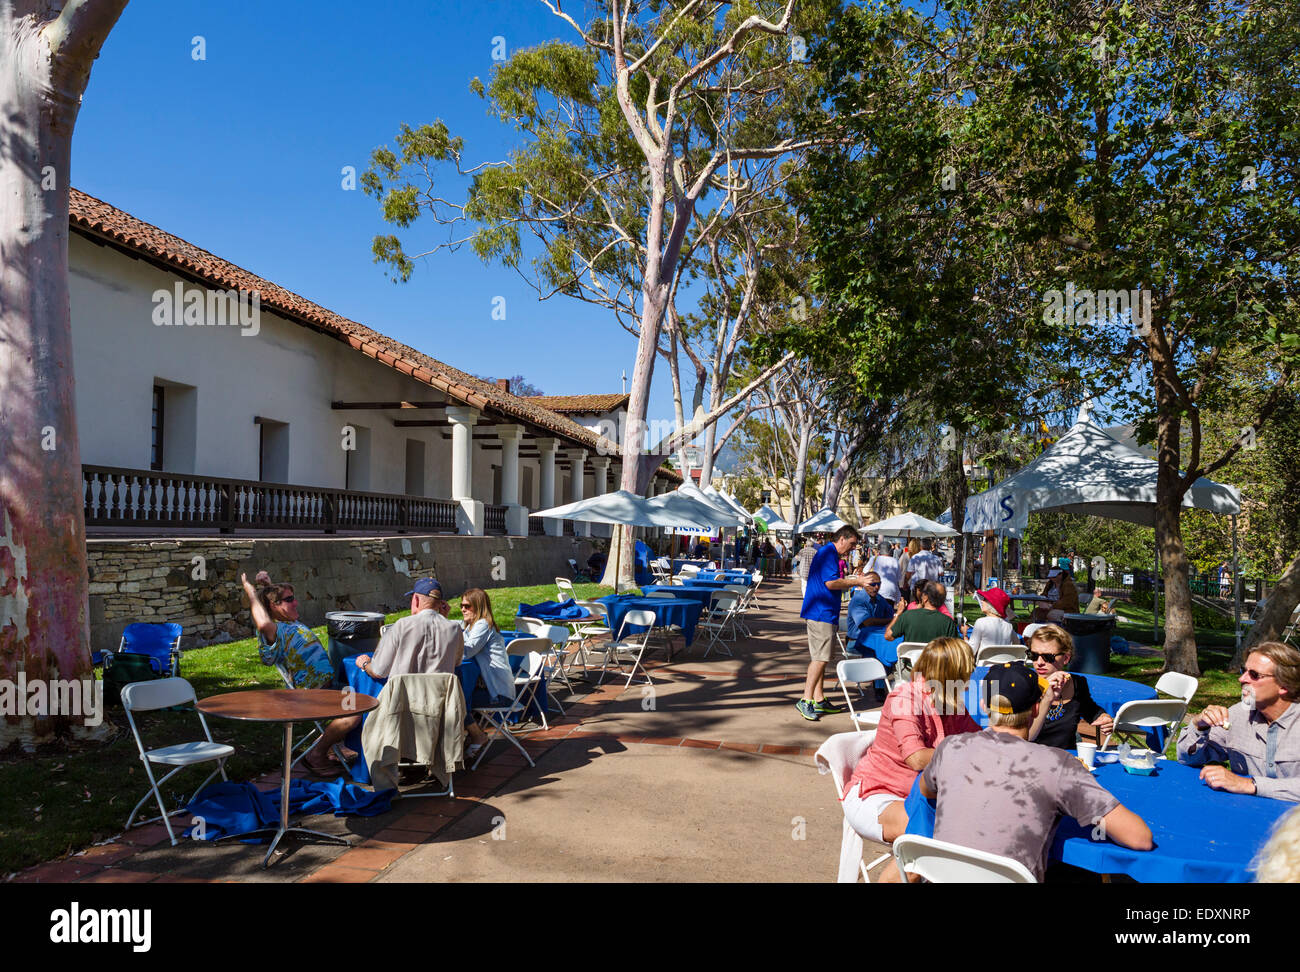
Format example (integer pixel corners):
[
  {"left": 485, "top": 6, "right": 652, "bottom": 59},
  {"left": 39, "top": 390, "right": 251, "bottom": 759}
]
[{"left": 1, "top": 0, "right": 128, "bottom": 747}]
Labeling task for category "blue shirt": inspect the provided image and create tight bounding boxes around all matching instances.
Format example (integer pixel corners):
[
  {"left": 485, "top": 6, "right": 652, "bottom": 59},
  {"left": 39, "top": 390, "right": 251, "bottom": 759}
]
[
  {"left": 800, "top": 544, "right": 845, "bottom": 624},
  {"left": 258, "top": 621, "right": 333, "bottom": 688},
  {"left": 846, "top": 589, "right": 895, "bottom": 644}
]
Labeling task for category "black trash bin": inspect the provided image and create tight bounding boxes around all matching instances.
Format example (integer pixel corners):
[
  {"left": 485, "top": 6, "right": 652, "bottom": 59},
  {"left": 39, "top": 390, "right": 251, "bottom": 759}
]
[
  {"left": 1062, "top": 613, "right": 1118, "bottom": 675},
  {"left": 324, "top": 611, "right": 385, "bottom": 685}
]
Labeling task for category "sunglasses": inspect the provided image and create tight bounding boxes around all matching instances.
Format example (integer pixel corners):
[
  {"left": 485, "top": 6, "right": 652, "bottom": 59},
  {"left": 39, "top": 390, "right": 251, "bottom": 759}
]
[
  {"left": 1243, "top": 668, "right": 1276, "bottom": 682},
  {"left": 275, "top": 594, "right": 297, "bottom": 605},
  {"left": 1027, "top": 650, "right": 1063, "bottom": 663},
  {"left": 864, "top": 581, "right": 880, "bottom": 587}
]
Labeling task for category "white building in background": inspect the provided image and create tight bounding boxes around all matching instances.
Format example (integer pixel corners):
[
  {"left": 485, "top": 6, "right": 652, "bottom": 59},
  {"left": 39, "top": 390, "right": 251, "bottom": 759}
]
[{"left": 67, "top": 189, "right": 679, "bottom": 537}]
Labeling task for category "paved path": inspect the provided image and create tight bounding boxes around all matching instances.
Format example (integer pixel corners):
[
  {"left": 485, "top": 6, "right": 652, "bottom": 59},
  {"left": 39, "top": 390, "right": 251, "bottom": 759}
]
[{"left": 14, "top": 576, "right": 890, "bottom": 883}]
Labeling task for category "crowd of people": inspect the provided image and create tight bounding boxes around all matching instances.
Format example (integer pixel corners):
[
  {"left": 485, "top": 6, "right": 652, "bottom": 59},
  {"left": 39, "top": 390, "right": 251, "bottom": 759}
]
[{"left": 793, "top": 524, "right": 1300, "bottom": 881}]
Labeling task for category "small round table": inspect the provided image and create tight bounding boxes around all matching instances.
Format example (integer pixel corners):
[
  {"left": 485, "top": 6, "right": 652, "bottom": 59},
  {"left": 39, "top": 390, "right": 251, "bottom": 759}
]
[{"left": 197, "top": 689, "right": 379, "bottom": 867}]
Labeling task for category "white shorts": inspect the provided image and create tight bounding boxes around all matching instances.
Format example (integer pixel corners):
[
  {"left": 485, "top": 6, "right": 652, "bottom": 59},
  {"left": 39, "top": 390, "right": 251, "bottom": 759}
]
[
  {"left": 842, "top": 787, "right": 902, "bottom": 843},
  {"left": 801, "top": 578, "right": 808, "bottom": 596}
]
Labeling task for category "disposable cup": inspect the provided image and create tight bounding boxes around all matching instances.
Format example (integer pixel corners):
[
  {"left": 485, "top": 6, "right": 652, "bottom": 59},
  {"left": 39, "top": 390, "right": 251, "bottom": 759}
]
[{"left": 1077, "top": 741, "right": 1097, "bottom": 769}]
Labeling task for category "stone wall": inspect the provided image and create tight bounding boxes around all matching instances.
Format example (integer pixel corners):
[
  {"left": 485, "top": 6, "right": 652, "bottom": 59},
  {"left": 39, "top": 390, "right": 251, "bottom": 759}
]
[{"left": 87, "top": 533, "right": 593, "bottom": 655}]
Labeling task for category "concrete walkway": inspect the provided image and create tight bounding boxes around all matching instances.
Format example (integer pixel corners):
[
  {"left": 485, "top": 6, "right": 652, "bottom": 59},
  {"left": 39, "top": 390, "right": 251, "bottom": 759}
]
[{"left": 15, "top": 576, "right": 889, "bottom": 883}]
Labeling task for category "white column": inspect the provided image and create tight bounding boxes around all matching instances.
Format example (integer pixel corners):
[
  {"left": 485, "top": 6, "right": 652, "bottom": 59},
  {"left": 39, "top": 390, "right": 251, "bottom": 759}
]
[
  {"left": 446, "top": 405, "right": 483, "bottom": 535},
  {"left": 498, "top": 424, "right": 527, "bottom": 536},
  {"left": 566, "top": 448, "right": 589, "bottom": 536},
  {"left": 590, "top": 455, "right": 610, "bottom": 538},
  {"left": 536, "top": 437, "right": 560, "bottom": 536}
]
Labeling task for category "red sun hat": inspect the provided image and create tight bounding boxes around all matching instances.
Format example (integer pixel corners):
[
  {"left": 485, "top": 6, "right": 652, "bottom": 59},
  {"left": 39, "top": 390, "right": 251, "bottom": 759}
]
[{"left": 975, "top": 587, "right": 1012, "bottom": 618}]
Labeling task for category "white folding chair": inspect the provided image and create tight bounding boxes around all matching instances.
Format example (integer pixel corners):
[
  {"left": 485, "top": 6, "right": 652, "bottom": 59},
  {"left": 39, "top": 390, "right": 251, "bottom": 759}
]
[
  {"left": 555, "top": 577, "right": 577, "bottom": 603},
  {"left": 723, "top": 584, "right": 753, "bottom": 637},
  {"left": 470, "top": 641, "right": 547, "bottom": 769},
  {"left": 643, "top": 590, "right": 683, "bottom": 657},
  {"left": 836, "top": 658, "right": 889, "bottom": 731},
  {"left": 1155, "top": 671, "right": 1198, "bottom": 704},
  {"left": 539, "top": 623, "right": 575, "bottom": 711},
  {"left": 275, "top": 663, "right": 352, "bottom": 772},
  {"left": 814, "top": 731, "right": 892, "bottom": 882},
  {"left": 122, "top": 678, "right": 235, "bottom": 846},
  {"left": 596, "top": 609, "right": 657, "bottom": 689},
  {"left": 569, "top": 599, "right": 612, "bottom": 672},
  {"left": 892, "top": 834, "right": 1037, "bottom": 883},
  {"left": 1105, "top": 698, "right": 1188, "bottom": 752},
  {"left": 975, "top": 644, "right": 1027, "bottom": 666},
  {"left": 893, "top": 644, "right": 927, "bottom": 689},
  {"left": 698, "top": 591, "right": 741, "bottom": 658}
]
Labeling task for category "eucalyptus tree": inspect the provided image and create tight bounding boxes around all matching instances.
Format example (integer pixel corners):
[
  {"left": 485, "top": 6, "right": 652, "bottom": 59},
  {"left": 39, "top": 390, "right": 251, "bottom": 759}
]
[
  {"left": 1, "top": 0, "right": 128, "bottom": 746},
  {"left": 363, "top": 1, "right": 840, "bottom": 586}
]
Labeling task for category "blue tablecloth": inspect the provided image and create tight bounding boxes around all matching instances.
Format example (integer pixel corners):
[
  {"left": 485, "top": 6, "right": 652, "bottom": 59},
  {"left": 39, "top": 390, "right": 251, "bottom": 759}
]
[
  {"left": 517, "top": 599, "right": 591, "bottom": 621},
  {"left": 640, "top": 584, "right": 716, "bottom": 607},
  {"left": 696, "top": 570, "right": 753, "bottom": 586},
  {"left": 851, "top": 626, "right": 905, "bottom": 666},
  {"left": 903, "top": 755, "right": 1291, "bottom": 882},
  {"left": 341, "top": 650, "right": 548, "bottom": 784},
  {"left": 596, "top": 594, "right": 704, "bottom": 647}
]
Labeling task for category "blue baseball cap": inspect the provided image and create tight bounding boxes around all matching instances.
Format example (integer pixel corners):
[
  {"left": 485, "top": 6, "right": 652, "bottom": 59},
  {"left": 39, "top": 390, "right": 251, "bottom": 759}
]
[{"left": 404, "top": 578, "right": 444, "bottom": 599}]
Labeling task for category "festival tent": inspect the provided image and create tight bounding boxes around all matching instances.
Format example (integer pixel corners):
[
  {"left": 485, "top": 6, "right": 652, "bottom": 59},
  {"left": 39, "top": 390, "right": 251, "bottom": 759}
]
[
  {"left": 862, "top": 512, "right": 960, "bottom": 539},
  {"left": 651, "top": 485, "right": 749, "bottom": 567},
  {"left": 796, "top": 508, "right": 849, "bottom": 534},
  {"left": 752, "top": 505, "right": 793, "bottom": 533},
  {"left": 960, "top": 413, "right": 1243, "bottom": 642}
]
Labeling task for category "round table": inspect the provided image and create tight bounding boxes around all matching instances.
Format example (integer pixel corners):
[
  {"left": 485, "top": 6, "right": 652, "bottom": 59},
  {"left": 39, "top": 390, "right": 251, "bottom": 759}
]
[
  {"left": 904, "top": 754, "right": 1291, "bottom": 882},
  {"left": 197, "top": 689, "right": 378, "bottom": 867},
  {"left": 597, "top": 594, "right": 705, "bottom": 651}
]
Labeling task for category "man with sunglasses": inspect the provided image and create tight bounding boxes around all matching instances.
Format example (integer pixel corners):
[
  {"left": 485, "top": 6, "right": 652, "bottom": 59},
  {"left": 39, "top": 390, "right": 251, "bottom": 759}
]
[
  {"left": 1179, "top": 641, "right": 1300, "bottom": 801},
  {"left": 845, "top": 570, "right": 894, "bottom": 656}
]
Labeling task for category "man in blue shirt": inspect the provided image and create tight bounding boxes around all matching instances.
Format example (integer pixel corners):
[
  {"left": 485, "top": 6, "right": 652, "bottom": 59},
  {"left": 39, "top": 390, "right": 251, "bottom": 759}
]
[
  {"left": 798, "top": 525, "right": 871, "bottom": 720},
  {"left": 845, "top": 570, "right": 895, "bottom": 656}
]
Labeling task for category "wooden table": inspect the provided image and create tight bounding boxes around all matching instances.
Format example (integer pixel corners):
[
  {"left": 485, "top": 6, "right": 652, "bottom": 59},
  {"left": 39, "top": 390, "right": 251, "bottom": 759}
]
[{"left": 197, "top": 689, "right": 379, "bottom": 867}]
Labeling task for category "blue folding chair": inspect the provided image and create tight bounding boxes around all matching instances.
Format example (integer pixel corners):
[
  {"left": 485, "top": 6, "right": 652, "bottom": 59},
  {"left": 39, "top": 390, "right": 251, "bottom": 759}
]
[{"left": 112, "top": 622, "right": 183, "bottom": 676}]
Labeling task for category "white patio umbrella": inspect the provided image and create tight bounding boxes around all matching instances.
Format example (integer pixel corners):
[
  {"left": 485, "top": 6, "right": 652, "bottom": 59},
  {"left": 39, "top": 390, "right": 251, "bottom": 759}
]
[
  {"left": 795, "top": 507, "right": 848, "bottom": 534},
  {"left": 861, "top": 512, "right": 960, "bottom": 539},
  {"left": 532, "top": 490, "right": 689, "bottom": 593},
  {"left": 663, "top": 484, "right": 749, "bottom": 567}
]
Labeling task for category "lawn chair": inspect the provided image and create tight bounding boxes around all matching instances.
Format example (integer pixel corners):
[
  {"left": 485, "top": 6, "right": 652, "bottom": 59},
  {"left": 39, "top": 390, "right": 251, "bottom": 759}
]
[
  {"left": 275, "top": 663, "right": 353, "bottom": 773},
  {"left": 556, "top": 577, "right": 577, "bottom": 603},
  {"left": 975, "top": 644, "right": 1026, "bottom": 666},
  {"left": 836, "top": 658, "right": 889, "bottom": 731},
  {"left": 698, "top": 591, "right": 741, "bottom": 658},
  {"left": 814, "top": 731, "right": 892, "bottom": 882},
  {"left": 122, "top": 677, "right": 235, "bottom": 846},
  {"left": 1102, "top": 698, "right": 1188, "bottom": 752},
  {"left": 596, "top": 609, "right": 657, "bottom": 689},
  {"left": 102, "top": 622, "right": 184, "bottom": 705},
  {"left": 892, "top": 834, "right": 1036, "bottom": 883},
  {"left": 567, "top": 558, "right": 592, "bottom": 582},
  {"left": 469, "top": 640, "right": 547, "bottom": 770}
]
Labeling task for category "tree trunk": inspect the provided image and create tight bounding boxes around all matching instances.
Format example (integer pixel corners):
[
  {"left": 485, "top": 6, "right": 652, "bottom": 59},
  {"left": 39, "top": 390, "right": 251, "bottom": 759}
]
[
  {"left": 1, "top": 1, "right": 127, "bottom": 748},
  {"left": 790, "top": 423, "right": 811, "bottom": 526},
  {"left": 1237, "top": 551, "right": 1300, "bottom": 668},
  {"left": 1152, "top": 344, "right": 1199, "bottom": 676}
]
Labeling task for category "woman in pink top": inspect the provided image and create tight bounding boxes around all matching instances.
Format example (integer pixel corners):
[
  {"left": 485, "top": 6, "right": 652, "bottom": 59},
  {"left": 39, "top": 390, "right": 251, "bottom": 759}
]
[{"left": 842, "top": 637, "right": 978, "bottom": 844}]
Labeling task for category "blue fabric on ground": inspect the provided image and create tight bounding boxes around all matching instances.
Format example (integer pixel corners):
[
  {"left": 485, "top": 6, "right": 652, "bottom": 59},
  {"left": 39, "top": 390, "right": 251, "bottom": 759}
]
[
  {"left": 1110, "top": 635, "right": 1131, "bottom": 655},
  {"left": 635, "top": 540, "right": 653, "bottom": 587},
  {"left": 183, "top": 779, "right": 394, "bottom": 841}
]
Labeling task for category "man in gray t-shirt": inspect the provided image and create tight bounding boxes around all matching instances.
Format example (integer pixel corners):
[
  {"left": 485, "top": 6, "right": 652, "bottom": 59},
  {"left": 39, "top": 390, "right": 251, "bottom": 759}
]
[{"left": 919, "top": 662, "right": 1152, "bottom": 880}]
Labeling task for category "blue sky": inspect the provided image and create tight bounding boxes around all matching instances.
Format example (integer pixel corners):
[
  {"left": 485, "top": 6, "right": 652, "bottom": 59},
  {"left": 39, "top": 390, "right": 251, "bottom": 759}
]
[{"left": 73, "top": 0, "right": 681, "bottom": 419}]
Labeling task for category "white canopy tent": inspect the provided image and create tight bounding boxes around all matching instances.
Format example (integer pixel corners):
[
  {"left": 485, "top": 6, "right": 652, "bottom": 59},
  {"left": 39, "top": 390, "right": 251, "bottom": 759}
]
[
  {"left": 795, "top": 508, "right": 848, "bottom": 534},
  {"left": 959, "top": 414, "right": 1243, "bottom": 644},
  {"left": 863, "top": 512, "right": 960, "bottom": 539},
  {"left": 753, "top": 505, "right": 793, "bottom": 533},
  {"left": 650, "top": 485, "right": 748, "bottom": 567}
]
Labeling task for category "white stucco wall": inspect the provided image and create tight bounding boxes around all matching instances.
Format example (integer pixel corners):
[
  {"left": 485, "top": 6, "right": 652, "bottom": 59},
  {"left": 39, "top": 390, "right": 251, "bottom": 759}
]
[{"left": 67, "top": 235, "right": 503, "bottom": 500}]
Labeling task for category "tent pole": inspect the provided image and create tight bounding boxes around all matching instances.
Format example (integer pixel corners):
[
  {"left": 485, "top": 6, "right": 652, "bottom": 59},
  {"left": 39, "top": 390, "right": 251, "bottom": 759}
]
[
  {"left": 1232, "top": 514, "right": 1241, "bottom": 656},
  {"left": 613, "top": 524, "right": 622, "bottom": 596},
  {"left": 958, "top": 532, "right": 967, "bottom": 615}
]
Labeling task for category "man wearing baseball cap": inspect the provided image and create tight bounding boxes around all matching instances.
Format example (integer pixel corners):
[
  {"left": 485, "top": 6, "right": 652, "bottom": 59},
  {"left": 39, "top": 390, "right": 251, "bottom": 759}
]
[
  {"left": 355, "top": 577, "right": 464, "bottom": 679},
  {"left": 918, "top": 661, "right": 1152, "bottom": 880}
]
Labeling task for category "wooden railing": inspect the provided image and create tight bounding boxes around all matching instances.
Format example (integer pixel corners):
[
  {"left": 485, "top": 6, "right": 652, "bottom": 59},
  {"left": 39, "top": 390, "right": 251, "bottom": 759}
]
[
  {"left": 528, "top": 515, "right": 546, "bottom": 536},
  {"left": 83, "top": 465, "right": 459, "bottom": 534},
  {"left": 484, "top": 504, "right": 508, "bottom": 535}
]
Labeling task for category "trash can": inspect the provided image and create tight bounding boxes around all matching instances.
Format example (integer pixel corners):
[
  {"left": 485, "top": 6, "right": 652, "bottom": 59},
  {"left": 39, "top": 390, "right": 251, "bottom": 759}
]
[
  {"left": 1062, "top": 614, "right": 1118, "bottom": 675},
  {"left": 324, "top": 611, "right": 385, "bottom": 685}
]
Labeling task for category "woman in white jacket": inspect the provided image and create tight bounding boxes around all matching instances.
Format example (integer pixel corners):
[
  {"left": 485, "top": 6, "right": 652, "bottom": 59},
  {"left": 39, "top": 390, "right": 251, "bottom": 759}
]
[
  {"left": 962, "top": 587, "right": 1019, "bottom": 651},
  {"left": 461, "top": 588, "right": 516, "bottom": 757}
]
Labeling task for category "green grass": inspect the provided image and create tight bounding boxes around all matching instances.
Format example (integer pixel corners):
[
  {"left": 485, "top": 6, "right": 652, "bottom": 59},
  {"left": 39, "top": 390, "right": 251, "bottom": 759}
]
[{"left": 0, "top": 581, "right": 619, "bottom": 876}]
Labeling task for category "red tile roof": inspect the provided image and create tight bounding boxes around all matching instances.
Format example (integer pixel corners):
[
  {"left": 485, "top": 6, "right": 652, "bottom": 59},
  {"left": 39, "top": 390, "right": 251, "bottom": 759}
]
[
  {"left": 67, "top": 188, "right": 679, "bottom": 482},
  {"left": 526, "top": 394, "right": 630, "bottom": 413}
]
